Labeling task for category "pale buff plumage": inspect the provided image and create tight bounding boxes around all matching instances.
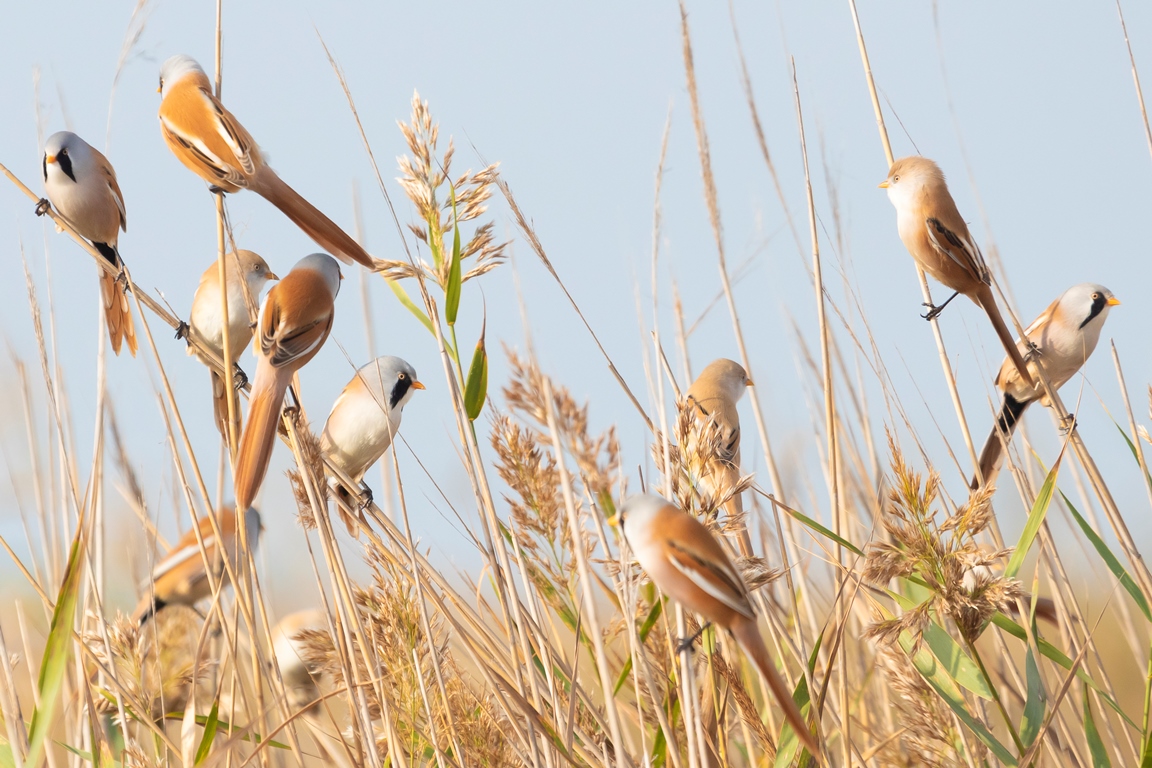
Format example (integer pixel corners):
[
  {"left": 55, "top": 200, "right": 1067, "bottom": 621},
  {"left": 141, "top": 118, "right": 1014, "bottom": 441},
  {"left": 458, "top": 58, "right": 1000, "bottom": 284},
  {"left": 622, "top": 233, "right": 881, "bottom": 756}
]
[
  {"left": 272, "top": 609, "right": 327, "bottom": 713},
  {"left": 683, "top": 358, "right": 753, "bottom": 556},
  {"left": 615, "top": 494, "right": 821, "bottom": 760},
  {"left": 321, "top": 356, "right": 423, "bottom": 536},
  {"left": 133, "top": 506, "right": 262, "bottom": 624},
  {"left": 188, "top": 250, "right": 279, "bottom": 436},
  {"left": 157, "top": 55, "right": 372, "bottom": 268},
  {"left": 234, "top": 254, "right": 341, "bottom": 511},
  {"left": 881, "top": 156, "right": 1033, "bottom": 387},
  {"left": 974, "top": 284, "right": 1119, "bottom": 488},
  {"left": 41, "top": 131, "right": 138, "bottom": 356}
]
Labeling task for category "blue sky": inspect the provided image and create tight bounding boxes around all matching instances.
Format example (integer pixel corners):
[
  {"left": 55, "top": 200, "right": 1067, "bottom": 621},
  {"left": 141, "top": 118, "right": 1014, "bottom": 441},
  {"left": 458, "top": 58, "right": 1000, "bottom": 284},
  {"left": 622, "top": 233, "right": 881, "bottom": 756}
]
[{"left": 1, "top": 0, "right": 1151, "bottom": 615}]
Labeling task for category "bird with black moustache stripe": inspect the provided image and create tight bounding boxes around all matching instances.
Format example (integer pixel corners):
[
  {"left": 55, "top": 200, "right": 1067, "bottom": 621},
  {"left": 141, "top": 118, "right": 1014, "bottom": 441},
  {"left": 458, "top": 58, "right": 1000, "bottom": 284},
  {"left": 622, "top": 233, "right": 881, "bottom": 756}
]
[
  {"left": 973, "top": 283, "right": 1119, "bottom": 488},
  {"left": 321, "top": 356, "right": 423, "bottom": 536},
  {"left": 40, "top": 131, "right": 137, "bottom": 355},
  {"left": 157, "top": 55, "right": 373, "bottom": 269}
]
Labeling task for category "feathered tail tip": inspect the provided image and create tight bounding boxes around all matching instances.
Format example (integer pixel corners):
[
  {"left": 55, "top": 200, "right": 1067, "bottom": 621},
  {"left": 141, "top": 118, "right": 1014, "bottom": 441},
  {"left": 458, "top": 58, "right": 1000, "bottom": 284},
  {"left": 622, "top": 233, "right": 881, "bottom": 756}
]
[{"left": 972, "top": 395, "right": 1028, "bottom": 490}]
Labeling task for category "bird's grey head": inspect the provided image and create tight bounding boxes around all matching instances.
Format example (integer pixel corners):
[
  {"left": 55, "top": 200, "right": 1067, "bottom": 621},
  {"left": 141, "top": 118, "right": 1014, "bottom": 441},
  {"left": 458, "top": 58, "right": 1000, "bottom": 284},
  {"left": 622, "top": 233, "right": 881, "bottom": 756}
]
[
  {"left": 362, "top": 355, "right": 423, "bottom": 412},
  {"left": 614, "top": 493, "right": 669, "bottom": 539},
  {"left": 295, "top": 253, "right": 343, "bottom": 297},
  {"left": 1061, "top": 283, "right": 1119, "bottom": 331},
  {"left": 43, "top": 131, "right": 93, "bottom": 185},
  {"left": 159, "top": 55, "right": 206, "bottom": 97}
]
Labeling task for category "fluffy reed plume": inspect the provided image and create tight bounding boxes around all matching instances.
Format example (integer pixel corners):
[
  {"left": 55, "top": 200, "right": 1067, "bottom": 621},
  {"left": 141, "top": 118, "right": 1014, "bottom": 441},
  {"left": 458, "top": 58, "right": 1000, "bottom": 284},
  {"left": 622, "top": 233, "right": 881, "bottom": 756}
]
[
  {"left": 864, "top": 434, "right": 1024, "bottom": 645},
  {"left": 84, "top": 606, "right": 211, "bottom": 723},
  {"left": 299, "top": 549, "right": 516, "bottom": 764},
  {"left": 377, "top": 92, "right": 507, "bottom": 287},
  {"left": 286, "top": 419, "right": 328, "bottom": 530}
]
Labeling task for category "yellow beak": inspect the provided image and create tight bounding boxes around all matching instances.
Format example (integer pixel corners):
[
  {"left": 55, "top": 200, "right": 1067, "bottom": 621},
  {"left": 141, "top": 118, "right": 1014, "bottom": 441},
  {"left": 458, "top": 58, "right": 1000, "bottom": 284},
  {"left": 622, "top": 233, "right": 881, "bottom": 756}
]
[
  {"left": 877, "top": 180, "right": 889, "bottom": 189},
  {"left": 1107, "top": 297, "right": 1122, "bottom": 306},
  {"left": 411, "top": 381, "right": 426, "bottom": 391},
  {"left": 45, "top": 155, "right": 56, "bottom": 165},
  {"left": 606, "top": 513, "right": 621, "bottom": 527},
  {"left": 746, "top": 379, "right": 754, "bottom": 387},
  {"left": 266, "top": 271, "right": 280, "bottom": 281}
]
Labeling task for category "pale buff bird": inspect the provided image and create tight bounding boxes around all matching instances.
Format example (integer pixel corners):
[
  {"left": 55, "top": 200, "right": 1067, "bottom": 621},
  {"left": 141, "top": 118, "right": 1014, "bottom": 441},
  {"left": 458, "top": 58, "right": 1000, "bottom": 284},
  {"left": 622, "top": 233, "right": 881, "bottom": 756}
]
[
  {"left": 134, "top": 506, "right": 262, "bottom": 624},
  {"left": 881, "top": 156, "right": 1033, "bottom": 387},
  {"left": 973, "top": 283, "right": 1118, "bottom": 488},
  {"left": 683, "top": 358, "right": 754, "bottom": 556},
  {"left": 187, "top": 250, "right": 278, "bottom": 436},
  {"left": 158, "top": 55, "right": 372, "bottom": 268},
  {"left": 613, "top": 494, "right": 821, "bottom": 760},
  {"left": 321, "top": 356, "right": 423, "bottom": 536},
  {"left": 234, "top": 253, "right": 341, "bottom": 511},
  {"left": 40, "top": 131, "right": 137, "bottom": 355}
]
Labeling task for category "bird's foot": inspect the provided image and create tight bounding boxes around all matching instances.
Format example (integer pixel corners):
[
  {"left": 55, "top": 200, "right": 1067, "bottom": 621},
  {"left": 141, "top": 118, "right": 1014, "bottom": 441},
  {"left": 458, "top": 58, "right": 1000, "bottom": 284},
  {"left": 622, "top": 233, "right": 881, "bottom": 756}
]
[
  {"left": 115, "top": 268, "right": 129, "bottom": 292},
  {"left": 358, "top": 485, "right": 374, "bottom": 510},
  {"left": 174, "top": 320, "right": 190, "bottom": 341},
  {"left": 34, "top": 198, "right": 51, "bottom": 217},
  {"left": 1059, "top": 414, "right": 1077, "bottom": 435},
  {"left": 208, "top": 185, "right": 227, "bottom": 196},
  {"left": 231, "top": 364, "right": 248, "bottom": 390},
  {"left": 676, "top": 622, "right": 713, "bottom": 655},
  {"left": 921, "top": 303, "right": 944, "bottom": 321},
  {"left": 1025, "top": 340, "right": 1043, "bottom": 361}
]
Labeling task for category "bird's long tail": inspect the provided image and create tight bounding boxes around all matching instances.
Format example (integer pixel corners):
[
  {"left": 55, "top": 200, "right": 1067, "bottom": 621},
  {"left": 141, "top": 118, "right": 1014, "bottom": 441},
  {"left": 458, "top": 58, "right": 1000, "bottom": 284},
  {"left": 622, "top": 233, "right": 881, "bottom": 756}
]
[
  {"left": 973, "top": 394, "right": 1029, "bottom": 489},
  {"left": 731, "top": 617, "right": 822, "bottom": 761},
  {"left": 235, "top": 362, "right": 291, "bottom": 511},
  {"left": 976, "top": 285, "right": 1033, "bottom": 388},
  {"left": 249, "top": 166, "right": 372, "bottom": 269},
  {"left": 211, "top": 369, "right": 233, "bottom": 438},
  {"left": 94, "top": 243, "right": 137, "bottom": 357}
]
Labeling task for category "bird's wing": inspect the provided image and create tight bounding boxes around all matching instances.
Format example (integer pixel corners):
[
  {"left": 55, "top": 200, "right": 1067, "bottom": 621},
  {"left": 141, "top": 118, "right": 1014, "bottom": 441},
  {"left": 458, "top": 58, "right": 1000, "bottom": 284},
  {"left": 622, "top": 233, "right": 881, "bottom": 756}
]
[
  {"left": 924, "top": 216, "right": 989, "bottom": 284},
  {"left": 659, "top": 509, "right": 755, "bottom": 620},
  {"left": 91, "top": 146, "right": 127, "bottom": 232}
]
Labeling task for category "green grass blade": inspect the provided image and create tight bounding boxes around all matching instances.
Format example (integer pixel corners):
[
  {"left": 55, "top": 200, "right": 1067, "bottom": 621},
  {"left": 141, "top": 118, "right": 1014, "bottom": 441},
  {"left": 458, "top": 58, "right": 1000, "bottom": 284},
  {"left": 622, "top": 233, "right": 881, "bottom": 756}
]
[
  {"left": 1005, "top": 444, "right": 1065, "bottom": 579},
  {"left": 891, "top": 589, "right": 993, "bottom": 699},
  {"left": 773, "top": 630, "right": 824, "bottom": 767},
  {"left": 772, "top": 497, "right": 864, "bottom": 556},
  {"left": 613, "top": 598, "right": 664, "bottom": 695},
  {"left": 1059, "top": 490, "right": 1151, "bottom": 622},
  {"left": 991, "top": 613, "right": 1138, "bottom": 729},
  {"left": 26, "top": 520, "right": 87, "bottom": 768},
  {"left": 1084, "top": 688, "right": 1112, "bottom": 767},
  {"left": 386, "top": 278, "right": 436, "bottom": 337},
  {"left": 463, "top": 318, "right": 487, "bottom": 421},
  {"left": 1019, "top": 645, "right": 1045, "bottom": 749},
  {"left": 195, "top": 700, "right": 220, "bottom": 763},
  {"left": 445, "top": 191, "right": 462, "bottom": 325}
]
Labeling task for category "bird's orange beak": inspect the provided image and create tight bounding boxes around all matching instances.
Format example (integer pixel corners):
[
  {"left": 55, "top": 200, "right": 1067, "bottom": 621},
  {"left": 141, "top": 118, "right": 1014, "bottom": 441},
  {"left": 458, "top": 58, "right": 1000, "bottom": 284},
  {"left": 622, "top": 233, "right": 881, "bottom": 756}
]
[
  {"left": 1107, "top": 297, "right": 1121, "bottom": 306},
  {"left": 746, "top": 378, "right": 754, "bottom": 387},
  {"left": 411, "top": 381, "right": 426, "bottom": 391},
  {"left": 877, "top": 180, "right": 890, "bottom": 189},
  {"left": 266, "top": 271, "right": 280, "bottom": 281},
  {"left": 45, "top": 155, "right": 57, "bottom": 165},
  {"left": 606, "top": 513, "right": 621, "bottom": 527}
]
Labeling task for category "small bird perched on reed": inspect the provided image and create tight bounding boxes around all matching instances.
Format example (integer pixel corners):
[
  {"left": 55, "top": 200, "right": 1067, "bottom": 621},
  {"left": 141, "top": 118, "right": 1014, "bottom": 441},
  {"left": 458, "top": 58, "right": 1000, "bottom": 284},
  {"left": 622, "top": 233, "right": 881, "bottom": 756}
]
[
  {"left": 321, "top": 356, "right": 424, "bottom": 536},
  {"left": 187, "top": 250, "right": 278, "bottom": 436},
  {"left": 973, "top": 283, "right": 1119, "bottom": 488},
  {"left": 880, "top": 156, "right": 1033, "bottom": 387},
  {"left": 682, "top": 358, "right": 754, "bottom": 556},
  {"left": 235, "top": 253, "right": 341, "bottom": 512},
  {"left": 611, "top": 494, "right": 821, "bottom": 760},
  {"left": 39, "top": 131, "right": 137, "bottom": 356},
  {"left": 134, "top": 506, "right": 262, "bottom": 624},
  {"left": 157, "top": 55, "right": 373, "bottom": 269}
]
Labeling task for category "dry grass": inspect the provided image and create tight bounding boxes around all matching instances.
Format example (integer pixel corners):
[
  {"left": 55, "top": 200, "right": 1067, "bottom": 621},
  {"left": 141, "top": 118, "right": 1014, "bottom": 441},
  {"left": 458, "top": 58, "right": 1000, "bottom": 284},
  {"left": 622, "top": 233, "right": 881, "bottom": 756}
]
[{"left": 2, "top": 5, "right": 1152, "bottom": 768}]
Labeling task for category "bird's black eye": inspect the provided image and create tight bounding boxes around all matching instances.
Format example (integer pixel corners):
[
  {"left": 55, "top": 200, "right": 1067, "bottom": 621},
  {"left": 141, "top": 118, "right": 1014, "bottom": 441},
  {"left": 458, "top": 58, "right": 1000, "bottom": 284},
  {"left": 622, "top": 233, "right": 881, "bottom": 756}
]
[
  {"left": 398, "top": 372, "right": 407, "bottom": 380},
  {"left": 1092, "top": 293, "right": 1100, "bottom": 300},
  {"left": 893, "top": 174, "right": 900, "bottom": 183},
  {"left": 60, "top": 148, "right": 68, "bottom": 156}
]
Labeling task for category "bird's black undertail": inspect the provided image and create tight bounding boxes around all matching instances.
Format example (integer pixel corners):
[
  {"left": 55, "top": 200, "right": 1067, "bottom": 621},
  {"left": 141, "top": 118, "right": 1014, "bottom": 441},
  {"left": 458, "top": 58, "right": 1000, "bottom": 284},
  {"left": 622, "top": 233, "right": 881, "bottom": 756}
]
[
  {"left": 973, "top": 394, "right": 1029, "bottom": 490},
  {"left": 137, "top": 597, "right": 166, "bottom": 626},
  {"left": 92, "top": 241, "right": 121, "bottom": 269}
]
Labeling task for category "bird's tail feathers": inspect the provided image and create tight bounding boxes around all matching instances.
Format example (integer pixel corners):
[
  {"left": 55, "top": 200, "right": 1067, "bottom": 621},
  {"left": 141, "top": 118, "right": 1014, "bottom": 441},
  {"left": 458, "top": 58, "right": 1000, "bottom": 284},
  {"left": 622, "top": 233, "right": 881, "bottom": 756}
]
[
  {"left": 211, "top": 369, "right": 231, "bottom": 437},
  {"left": 98, "top": 266, "right": 138, "bottom": 357},
  {"left": 132, "top": 595, "right": 165, "bottom": 625},
  {"left": 731, "top": 618, "right": 822, "bottom": 760},
  {"left": 976, "top": 287, "right": 1033, "bottom": 388},
  {"left": 973, "top": 395, "right": 1028, "bottom": 489},
  {"left": 249, "top": 166, "right": 372, "bottom": 269},
  {"left": 234, "top": 363, "right": 291, "bottom": 511}
]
